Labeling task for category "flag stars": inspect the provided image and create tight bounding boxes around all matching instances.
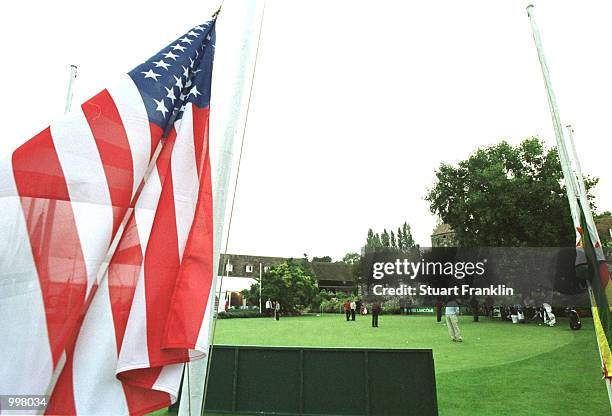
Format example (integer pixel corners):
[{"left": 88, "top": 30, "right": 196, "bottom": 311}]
[
  {"left": 180, "top": 36, "right": 193, "bottom": 44},
  {"left": 188, "top": 85, "right": 201, "bottom": 98},
  {"left": 165, "top": 87, "right": 176, "bottom": 103},
  {"left": 153, "top": 98, "right": 168, "bottom": 117},
  {"left": 193, "top": 25, "right": 204, "bottom": 31},
  {"left": 182, "top": 65, "right": 189, "bottom": 78},
  {"left": 164, "top": 51, "right": 179, "bottom": 60},
  {"left": 153, "top": 59, "right": 171, "bottom": 70},
  {"left": 141, "top": 69, "right": 161, "bottom": 81},
  {"left": 172, "top": 43, "right": 186, "bottom": 52},
  {"left": 174, "top": 75, "right": 184, "bottom": 89},
  {"left": 188, "top": 31, "right": 199, "bottom": 37}
]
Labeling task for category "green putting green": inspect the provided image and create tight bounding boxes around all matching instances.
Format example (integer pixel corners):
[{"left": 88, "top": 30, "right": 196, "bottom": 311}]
[
  {"left": 213, "top": 314, "right": 575, "bottom": 374},
  {"left": 151, "top": 314, "right": 610, "bottom": 415}
]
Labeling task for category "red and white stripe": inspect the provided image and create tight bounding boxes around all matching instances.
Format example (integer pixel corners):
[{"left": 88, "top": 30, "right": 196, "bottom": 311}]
[{"left": 0, "top": 74, "right": 214, "bottom": 415}]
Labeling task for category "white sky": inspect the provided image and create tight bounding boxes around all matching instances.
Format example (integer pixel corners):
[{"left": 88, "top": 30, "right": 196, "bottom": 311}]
[{"left": 1, "top": 1, "right": 611, "bottom": 261}]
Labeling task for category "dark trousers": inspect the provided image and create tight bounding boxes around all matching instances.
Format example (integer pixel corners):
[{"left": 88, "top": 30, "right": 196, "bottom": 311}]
[
  {"left": 275, "top": 310, "right": 280, "bottom": 320},
  {"left": 351, "top": 309, "right": 356, "bottom": 321},
  {"left": 436, "top": 307, "right": 442, "bottom": 322},
  {"left": 372, "top": 311, "right": 379, "bottom": 327},
  {"left": 345, "top": 310, "right": 350, "bottom": 321},
  {"left": 473, "top": 314, "right": 479, "bottom": 322}
]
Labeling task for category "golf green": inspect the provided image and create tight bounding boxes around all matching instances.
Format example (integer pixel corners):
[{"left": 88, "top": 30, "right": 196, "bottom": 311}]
[{"left": 151, "top": 314, "right": 610, "bottom": 415}]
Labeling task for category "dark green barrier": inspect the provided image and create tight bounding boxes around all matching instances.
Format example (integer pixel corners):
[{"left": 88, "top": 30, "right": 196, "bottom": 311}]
[{"left": 204, "top": 345, "right": 438, "bottom": 416}]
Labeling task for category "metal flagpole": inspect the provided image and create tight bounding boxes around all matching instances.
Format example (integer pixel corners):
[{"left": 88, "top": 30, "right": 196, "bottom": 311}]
[
  {"left": 178, "top": 2, "right": 266, "bottom": 415},
  {"left": 565, "top": 125, "right": 602, "bottom": 244},
  {"left": 527, "top": 5, "right": 612, "bottom": 409},
  {"left": 565, "top": 125, "right": 612, "bottom": 405},
  {"left": 64, "top": 65, "right": 78, "bottom": 114},
  {"left": 526, "top": 6, "right": 580, "bottom": 220},
  {"left": 259, "top": 262, "right": 263, "bottom": 312}
]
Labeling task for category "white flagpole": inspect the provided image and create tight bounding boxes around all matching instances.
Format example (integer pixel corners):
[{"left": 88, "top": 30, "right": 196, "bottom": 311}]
[
  {"left": 64, "top": 65, "right": 78, "bottom": 115},
  {"left": 565, "top": 124, "right": 612, "bottom": 405},
  {"left": 565, "top": 125, "right": 602, "bottom": 245},
  {"left": 527, "top": 6, "right": 612, "bottom": 409},
  {"left": 526, "top": 6, "right": 581, "bottom": 224},
  {"left": 179, "top": 2, "right": 266, "bottom": 415}
]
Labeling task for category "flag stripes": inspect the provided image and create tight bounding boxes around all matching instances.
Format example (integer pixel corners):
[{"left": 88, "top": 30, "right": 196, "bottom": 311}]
[
  {"left": 1, "top": 20, "right": 216, "bottom": 415},
  {"left": 82, "top": 89, "right": 134, "bottom": 237}
]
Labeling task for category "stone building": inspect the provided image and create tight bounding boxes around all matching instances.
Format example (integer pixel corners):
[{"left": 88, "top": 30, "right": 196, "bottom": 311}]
[
  {"left": 430, "top": 223, "right": 457, "bottom": 247},
  {"left": 596, "top": 214, "right": 612, "bottom": 247}
]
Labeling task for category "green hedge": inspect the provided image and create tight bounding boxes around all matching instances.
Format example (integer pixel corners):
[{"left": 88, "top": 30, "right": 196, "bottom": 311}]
[
  {"left": 217, "top": 309, "right": 305, "bottom": 319},
  {"left": 217, "top": 309, "right": 263, "bottom": 319}
]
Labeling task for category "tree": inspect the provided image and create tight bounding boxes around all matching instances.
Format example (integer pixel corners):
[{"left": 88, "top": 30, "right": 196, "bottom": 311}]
[
  {"left": 425, "top": 138, "right": 598, "bottom": 247},
  {"left": 366, "top": 229, "right": 382, "bottom": 248},
  {"left": 398, "top": 222, "right": 415, "bottom": 248},
  {"left": 342, "top": 252, "right": 361, "bottom": 265},
  {"left": 381, "top": 229, "right": 390, "bottom": 247},
  {"left": 397, "top": 228, "right": 404, "bottom": 248},
  {"left": 242, "top": 260, "right": 319, "bottom": 313},
  {"left": 313, "top": 256, "right": 332, "bottom": 263},
  {"left": 365, "top": 223, "right": 416, "bottom": 250},
  {"left": 595, "top": 211, "right": 612, "bottom": 248}
]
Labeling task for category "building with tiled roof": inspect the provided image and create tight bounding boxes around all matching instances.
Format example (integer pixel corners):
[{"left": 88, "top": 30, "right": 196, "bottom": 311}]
[{"left": 216, "top": 254, "right": 355, "bottom": 310}]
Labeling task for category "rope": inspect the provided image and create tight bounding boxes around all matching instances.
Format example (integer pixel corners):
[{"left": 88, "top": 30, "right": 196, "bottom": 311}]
[{"left": 199, "top": 1, "right": 267, "bottom": 414}]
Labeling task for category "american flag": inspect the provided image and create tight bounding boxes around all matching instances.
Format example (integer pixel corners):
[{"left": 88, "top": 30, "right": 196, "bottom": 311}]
[{"left": 0, "top": 18, "right": 217, "bottom": 415}]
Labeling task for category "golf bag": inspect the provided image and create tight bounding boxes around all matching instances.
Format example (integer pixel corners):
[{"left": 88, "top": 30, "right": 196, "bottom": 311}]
[
  {"left": 542, "top": 303, "right": 556, "bottom": 327},
  {"left": 567, "top": 308, "right": 582, "bottom": 330},
  {"left": 517, "top": 308, "right": 526, "bottom": 324}
]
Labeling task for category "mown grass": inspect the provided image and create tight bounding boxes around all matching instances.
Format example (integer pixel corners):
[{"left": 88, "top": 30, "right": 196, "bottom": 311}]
[{"left": 151, "top": 314, "right": 609, "bottom": 415}]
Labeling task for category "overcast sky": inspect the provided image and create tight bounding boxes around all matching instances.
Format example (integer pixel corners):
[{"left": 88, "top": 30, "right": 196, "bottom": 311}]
[{"left": 1, "top": 1, "right": 611, "bottom": 260}]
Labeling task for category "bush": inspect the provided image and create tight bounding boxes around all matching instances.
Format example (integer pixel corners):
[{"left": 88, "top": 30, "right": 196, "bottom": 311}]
[
  {"left": 321, "top": 299, "right": 343, "bottom": 313},
  {"left": 320, "top": 295, "right": 360, "bottom": 313},
  {"left": 217, "top": 309, "right": 263, "bottom": 319}
]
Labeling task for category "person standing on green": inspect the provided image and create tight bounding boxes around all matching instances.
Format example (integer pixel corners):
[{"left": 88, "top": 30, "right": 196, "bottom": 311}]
[
  {"left": 445, "top": 298, "right": 462, "bottom": 342},
  {"left": 372, "top": 302, "right": 381, "bottom": 327},
  {"left": 435, "top": 298, "right": 443, "bottom": 323},
  {"left": 469, "top": 296, "right": 479, "bottom": 322},
  {"left": 343, "top": 300, "right": 351, "bottom": 321},
  {"left": 350, "top": 300, "right": 357, "bottom": 321},
  {"left": 274, "top": 300, "right": 281, "bottom": 321}
]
